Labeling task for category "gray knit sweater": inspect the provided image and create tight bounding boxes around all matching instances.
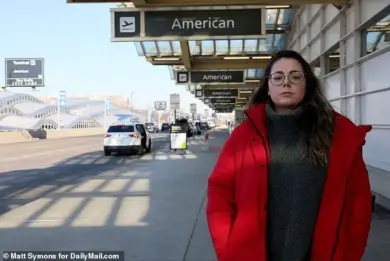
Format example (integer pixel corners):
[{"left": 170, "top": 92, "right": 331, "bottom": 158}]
[{"left": 265, "top": 103, "right": 328, "bottom": 261}]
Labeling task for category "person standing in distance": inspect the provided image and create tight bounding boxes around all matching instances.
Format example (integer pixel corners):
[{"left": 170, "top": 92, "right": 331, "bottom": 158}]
[{"left": 206, "top": 50, "right": 372, "bottom": 261}]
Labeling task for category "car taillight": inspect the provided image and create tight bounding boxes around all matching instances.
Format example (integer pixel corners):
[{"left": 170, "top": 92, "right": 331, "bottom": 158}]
[
  {"left": 129, "top": 133, "right": 138, "bottom": 138},
  {"left": 104, "top": 134, "right": 111, "bottom": 138}
]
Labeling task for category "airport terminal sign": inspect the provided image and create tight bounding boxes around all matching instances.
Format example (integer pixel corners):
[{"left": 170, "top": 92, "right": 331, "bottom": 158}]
[
  {"left": 195, "top": 89, "right": 203, "bottom": 98},
  {"left": 176, "top": 70, "right": 244, "bottom": 84},
  {"left": 213, "top": 104, "right": 235, "bottom": 109},
  {"left": 204, "top": 89, "right": 238, "bottom": 97},
  {"left": 210, "top": 98, "right": 236, "bottom": 104},
  {"left": 192, "top": 71, "right": 244, "bottom": 84},
  {"left": 145, "top": 9, "right": 264, "bottom": 39},
  {"left": 111, "top": 7, "right": 266, "bottom": 41},
  {"left": 5, "top": 58, "right": 44, "bottom": 87},
  {"left": 113, "top": 11, "right": 141, "bottom": 39},
  {"left": 214, "top": 107, "right": 234, "bottom": 112},
  {"left": 215, "top": 109, "right": 233, "bottom": 113}
]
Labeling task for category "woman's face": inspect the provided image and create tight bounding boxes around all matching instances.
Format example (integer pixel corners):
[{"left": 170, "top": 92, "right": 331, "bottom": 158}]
[{"left": 268, "top": 58, "right": 306, "bottom": 109}]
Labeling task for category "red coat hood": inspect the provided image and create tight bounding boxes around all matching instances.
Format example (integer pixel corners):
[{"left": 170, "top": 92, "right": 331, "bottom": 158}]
[{"left": 356, "top": 125, "right": 372, "bottom": 146}]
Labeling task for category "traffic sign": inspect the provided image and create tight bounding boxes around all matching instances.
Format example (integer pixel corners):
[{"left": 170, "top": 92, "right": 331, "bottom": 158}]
[
  {"left": 59, "top": 91, "right": 66, "bottom": 108},
  {"left": 154, "top": 101, "right": 167, "bottom": 110},
  {"left": 170, "top": 93, "right": 180, "bottom": 110},
  {"left": 190, "top": 103, "right": 197, "bottom": 114},
  {"left": 5, "top": 58, "right": 45, "bottom": 87}
]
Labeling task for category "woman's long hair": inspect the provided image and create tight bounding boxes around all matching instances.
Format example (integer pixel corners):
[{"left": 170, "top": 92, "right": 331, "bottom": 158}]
[{"left": 249, "top": 50, "right": 334, "bottom": 167}]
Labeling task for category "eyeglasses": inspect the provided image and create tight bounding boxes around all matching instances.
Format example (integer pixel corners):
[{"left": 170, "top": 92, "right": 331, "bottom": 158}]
[{"left": 268, "top": 71, "right": 305, "bottom": 86}]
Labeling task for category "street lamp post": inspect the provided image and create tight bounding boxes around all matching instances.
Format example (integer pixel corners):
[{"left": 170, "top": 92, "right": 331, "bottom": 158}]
[{"left": 129, "top": 91, "right": 134, "bottom": 120}]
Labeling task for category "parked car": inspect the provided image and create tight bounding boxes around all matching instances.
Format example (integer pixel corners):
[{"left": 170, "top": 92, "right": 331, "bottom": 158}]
[
  {"left": 103, "top": 122, "right": 151, "bottom": 156},
  {"left": 145, "top": 122, "right": 159, "bottom": 133},
  {"left": 188, "top": 122, "right": 200, "bottom": 135}
]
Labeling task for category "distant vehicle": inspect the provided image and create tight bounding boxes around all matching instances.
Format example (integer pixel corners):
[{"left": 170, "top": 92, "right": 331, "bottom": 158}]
[
  {"left": 161, "top": 123, "right": 170, "bottom": 132},
  {"left": 175, "top": 118, "right": 194, "bottom": 137},
  {"left": 145, "top": 122, "right": 159, "bottom": 133},
  {"left": 208, "top": 121, "right": 216, "bottom": 128},
  {"left": 189, "top": 122, "right": 200, "bottom": 135},
  {"left": 103, "top": 122, "right": 151, "bottom": 156},
  {"left": 199, "top": 122, "right": 210, "bottom": 130}
]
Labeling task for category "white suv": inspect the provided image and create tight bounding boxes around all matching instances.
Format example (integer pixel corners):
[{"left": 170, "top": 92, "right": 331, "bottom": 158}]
[{"left": 103, "top": 122, "right": 152, "bottom": 156}]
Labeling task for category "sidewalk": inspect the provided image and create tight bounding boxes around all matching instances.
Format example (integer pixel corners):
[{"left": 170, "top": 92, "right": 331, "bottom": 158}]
[{"left": 368, "top": 165, "right": 390, "bottom": 212}]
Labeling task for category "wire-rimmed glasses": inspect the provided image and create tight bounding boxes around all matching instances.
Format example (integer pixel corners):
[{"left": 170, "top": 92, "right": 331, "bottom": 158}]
[{"left": 269, "top": 71, "right": 305, "bottom": 86}]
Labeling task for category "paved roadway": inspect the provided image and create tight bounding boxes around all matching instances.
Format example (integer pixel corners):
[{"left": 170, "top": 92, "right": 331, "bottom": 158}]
[
  {"left": 0, "top": 131, "right": 389, "bottom": 261},
  {"left": 0, "top": 133, "right": 218, "bottom": 261}
]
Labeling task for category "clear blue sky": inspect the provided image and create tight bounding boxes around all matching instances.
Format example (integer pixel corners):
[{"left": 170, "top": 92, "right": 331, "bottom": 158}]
[{"left": 0, "top": 0, "right": 208, "bottom": 113}]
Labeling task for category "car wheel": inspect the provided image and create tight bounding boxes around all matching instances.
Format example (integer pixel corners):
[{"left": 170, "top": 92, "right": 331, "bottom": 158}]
[
  {"left": 137, "top": 146, "right": 144, "bottom": 156},
  {"left": 146, "top": 140, "right": 152, "bottom": 153},
  {"left": 104, "top": 148, "right": 111, "bottom": 156}
]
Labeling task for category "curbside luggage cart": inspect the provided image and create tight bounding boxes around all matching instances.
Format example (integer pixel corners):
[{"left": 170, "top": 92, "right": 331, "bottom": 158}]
[{"left": 169, "top": 123, "right": 187, "bottom": 154}]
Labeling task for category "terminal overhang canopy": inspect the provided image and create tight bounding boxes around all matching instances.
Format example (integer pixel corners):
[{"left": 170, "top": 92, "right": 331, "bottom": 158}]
[
  {"left": 66, "top": 0, "right": 350, "bottom": 5},
  {"left": 109, "top": 5, "right": 293, "bottom": 108},
  {"left": 68, "top": 2, "right": 300, "bottom": 111},
  {"left": 132, "top": 7, "right": 293, "bottom": 70}
]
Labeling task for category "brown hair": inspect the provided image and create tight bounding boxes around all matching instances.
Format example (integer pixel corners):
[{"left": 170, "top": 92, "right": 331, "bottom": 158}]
[{"left": 249, "top": 50, "right": 334, "bottom": 167}]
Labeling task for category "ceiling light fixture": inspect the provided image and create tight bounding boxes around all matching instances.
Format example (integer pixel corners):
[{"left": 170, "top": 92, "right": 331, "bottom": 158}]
[
  {"left": 252, "top": 56, "right": 272, "bottom": 59},
  {"left": 154, "top": 57, "right": 180, "bottom": 61},
  {"left": 223, "top": 56, "right": 250, "bottom": 60},
  {"left": 266, "top": 5, "right": 290, "bottom": 9},
  {"left": 246, "top": 79, "right": 261, "bottom": 83}
]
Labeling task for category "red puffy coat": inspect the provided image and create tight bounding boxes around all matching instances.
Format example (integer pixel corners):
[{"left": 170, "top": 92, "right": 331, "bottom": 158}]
[{"left": 206, "top": 103, "right": 372, "bottom": 261}]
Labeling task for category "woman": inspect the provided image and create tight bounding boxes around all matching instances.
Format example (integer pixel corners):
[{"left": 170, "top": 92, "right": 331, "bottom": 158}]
[{"left": 206, "top": 50, "right": 372, "bottom": 261}]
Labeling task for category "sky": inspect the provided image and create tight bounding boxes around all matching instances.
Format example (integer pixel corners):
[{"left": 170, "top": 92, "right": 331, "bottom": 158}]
[{"left": 0, "top": 0, "right": 208, "bottom": 113}]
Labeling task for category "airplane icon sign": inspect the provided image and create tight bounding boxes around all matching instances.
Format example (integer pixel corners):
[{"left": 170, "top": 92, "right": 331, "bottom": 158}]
[
  {"left": 119, "top": 17, "right": 136, "bottom": 33},
  {"left": 123, "top": 21, "right": 133, "bottom": 27}
]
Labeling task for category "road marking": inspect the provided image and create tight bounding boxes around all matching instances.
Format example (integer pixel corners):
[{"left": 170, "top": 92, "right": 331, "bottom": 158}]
[{"left": 0, "top": 145, "right": 99, "bottom": 162}]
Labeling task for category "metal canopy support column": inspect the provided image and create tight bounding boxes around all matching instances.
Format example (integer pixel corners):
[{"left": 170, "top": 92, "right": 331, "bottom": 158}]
[
  {"left": 306, "top": 5, "right": 312, "bottom": 61},
  {"left": 351, "top": 0, "right": 362, "bottom": 125},
  {"left": 180, "top": 41, "right": 192, "bottom": 70},
  {"left": 339, "top": 8, "right": 347, "bottom": 116},
  {"left": 319, "top": 5, "right": 326, "bottom": 77},
  {"left": 271, "top": 9, "right": 281, "bottom": 54},
  {"left": 295, "top": 9, "right": 302, "bottom": 51}
]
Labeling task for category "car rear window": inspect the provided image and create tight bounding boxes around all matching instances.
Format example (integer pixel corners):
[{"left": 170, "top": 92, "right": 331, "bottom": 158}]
[{"left": 107, "top": 125, "right": 135, "bottom": 132}]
